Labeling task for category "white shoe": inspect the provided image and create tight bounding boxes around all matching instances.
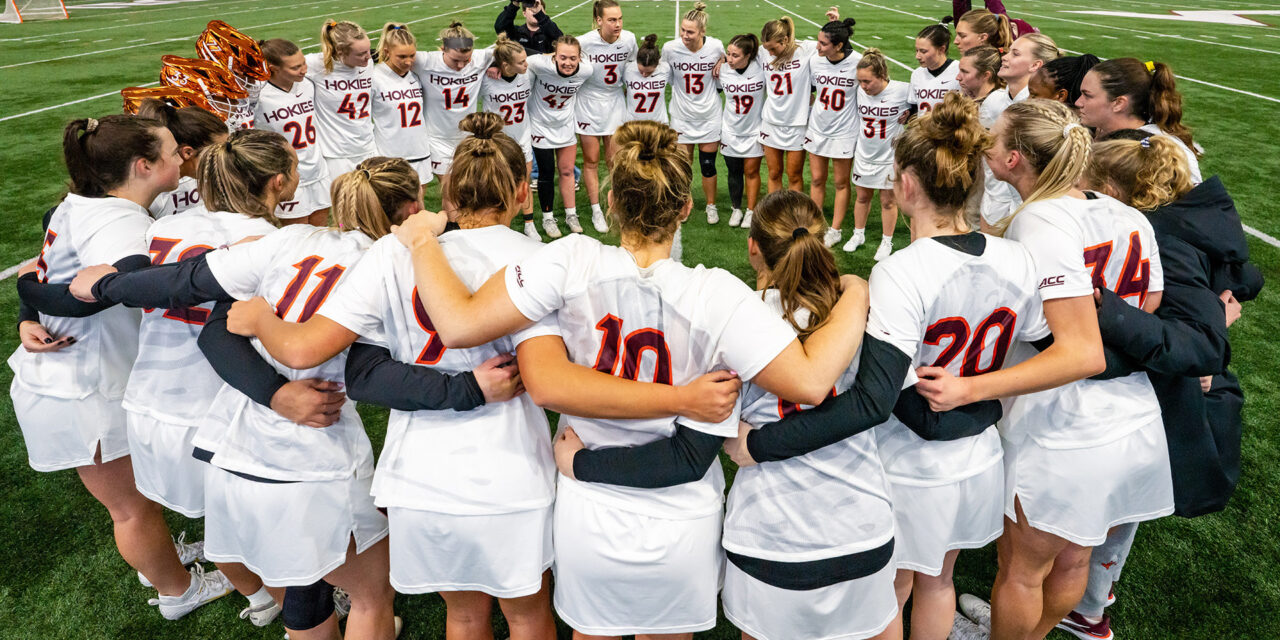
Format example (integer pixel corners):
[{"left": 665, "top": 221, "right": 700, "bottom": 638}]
[
  {"left": 739, "top": 209, "right": 753, "bottom": 229},
  {"left": 138, "top": 532, "right": 203, "bottom": 588},
  {"left": 148, "top": 565, "right": 234, "bottom": 620},
  {"left": 566, "top": 214, "right": 584, "bottom": 234},
  {"left": 958, "top": 594, "right": 992, "bottom": 629},
  {"left": 671, "top": 227, "right": 683, "bottom": 264},
  {"left": 874, "top": 236, "right": 893, "bottom": 261},
  {"left": 240, "top": 600, "right": 282, "bottom": 627},
  {"left": 949, "top": 612, "right": 991, "bottom": 640},
  {"left": 728, "top": 208, "right": 743, "bottom": 227},
  {"left": 542, "top": 216, "right": 562, "bottom": 239},
  {"left": 706, "top": 204, "right": 719, "bottom": 224},
  {"left": 842, "top": 229, "right": 866, "bottom": 252},
  {"left": 523, "top": 221, "right": 542, "bottom": 241},
  {"left": 591, "top": 209, "right": 609, "bottom": 233},
  {"left": 823, "top": 227, "right": 842, "bottom": 247}
]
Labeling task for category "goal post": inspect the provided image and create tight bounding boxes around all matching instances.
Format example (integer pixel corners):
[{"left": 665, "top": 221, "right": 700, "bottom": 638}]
[{"left": 0, "top": 0, "right": 70, "bottom": 24}]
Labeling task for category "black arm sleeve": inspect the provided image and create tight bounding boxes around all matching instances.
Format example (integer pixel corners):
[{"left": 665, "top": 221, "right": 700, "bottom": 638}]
[
  {"left": 344, "top": 342, "right": 486, "bottom": 412},
  {"left": 197, "top": 302, "right": 289, "bottom": 408},
  {"left": 17, "top": 205, "right": 56, "bottom": 327},
  {"left": 17, "top": 254, "right": 151, "bottom": 318},
  {"left": 746, "top": 335, "right": 909, "bottom": 464},
  {"left": 891, "top": 386, "right": 1004, "bottom": 441},
  {"left": 1095, "top": 284, "right": 1229, "bottom": 378},
  {"left": 536, "top": 11, "right": 562, "bottom": 41},
  {"left": 92, "top": 253, "right": 231, "bottom": 309},
  {"left": 572, "top": 423, "right": 723, "bottom": 489},
  {"left": 495, "top": 2, "right": 518, "bottom": 36}
]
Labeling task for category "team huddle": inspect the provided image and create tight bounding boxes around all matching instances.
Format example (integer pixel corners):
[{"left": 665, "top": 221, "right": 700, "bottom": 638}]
[{"left": 9, "top": 2, "right": 1262, "bottom": 640}]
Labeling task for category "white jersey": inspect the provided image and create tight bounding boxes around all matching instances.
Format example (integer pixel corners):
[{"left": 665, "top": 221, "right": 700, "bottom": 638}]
[
  {"left": 759, "top": 41, "right": 818, "bottom": 127},
  {"left": 527, "top": 54, "right": 593, "bottom": 149},
  {"left": 622, "top": 61, "right": 670, "bottom": 123},
  {"left": 414, "top": 48, "right": 494, "bottom": 147},
  {"left": 371, "top": 63, "right": 431, "bottom": 162},
  {"left": 1140, "top": 123, "right": 1203, "bottom": 185},
  {"left": 481, "top": 71, "right": 534, "bottom": 152},
  {"left": 122, "top": 208, "right": 277, "bottom": 427},
  {"left": 870, "top": 234, "right": 1049, "bottom": 486},
  {"left": 8, "top": 195, "right": 149, "bottom": 400},
  {"left": 304, "top": 53, "right": 376, "bottom": 160},
  {"left": 503, "top": 234, "right": 797, "bottom": 519},
  {"left": 148, "top": 176, "right": 202, "bottom": 219},
  {"left": 908, "top": 60, "right": 961, "bottom": 114},
  {"left": 253, "top": 78, "right": 326, "bottom": 184},
  {"left": 319, "top": 228, "right": 558, "bottom": 515},
  {"left": 979, "top": 85, "right": 1028, "bottom": 226},
  {"left": 855, "top": 80, "right": 910, "bottom": 166},
  {"left": 723, "top": 291, "right": 894, "bottom": 562},
  {"left": 200, "top": 225, "right": 376, "bottom": 482},
  {"left": 663, "top": 37, "right": 725, "bottom": 124},
  {"left": 575, "top": 29, "right": 637, "bottom": 121},
  {"left": 807, "top": 53, "right": 861, "bottom": 139},
  {"left": 719, "top": 60, "right": 766, "bottom": 138},
  {"left": 1003, "top": 194, "right": 1164, "bottom": 449}
]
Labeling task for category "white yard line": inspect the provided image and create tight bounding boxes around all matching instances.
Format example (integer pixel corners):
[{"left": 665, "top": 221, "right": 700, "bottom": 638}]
[
  {"left": 761, "top": 0, "right": 911, "bottom": 70},
  {"left": 551, "top": 0, "right": 593, "bottom": 19},
  {"left": 3, "top": 0, "right": 342, "bottom": 42}
]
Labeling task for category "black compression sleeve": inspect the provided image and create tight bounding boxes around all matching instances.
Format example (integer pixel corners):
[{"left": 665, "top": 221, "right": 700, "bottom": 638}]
[
  {"left": 891, "top": 386, "right": 1004, "bottom": 441},
  {"left": 572, "top": 423, "right": 723, "bottom": 488},
  {"left": 197, "top": 302, "right": 289, "bottom": 408},
  {"left": 344, "top": 342, "right": 486, "bottom": 412},
  {"left": 495, "top": 2, "right": 517, "bottom": 35},
  {"left": 746, "top": 335, "right": 909, "bottom": 463},
  {"left": 17, "top": 253, "right": 150, "bottom": 318},
  {"left": 92, "top": 253, "right": 231, "bottom": 309}
]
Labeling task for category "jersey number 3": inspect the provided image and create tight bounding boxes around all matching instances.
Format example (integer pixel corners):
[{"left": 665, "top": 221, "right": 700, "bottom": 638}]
[{"left": 592, "top": 314, "right": 673, "bottom": 384}]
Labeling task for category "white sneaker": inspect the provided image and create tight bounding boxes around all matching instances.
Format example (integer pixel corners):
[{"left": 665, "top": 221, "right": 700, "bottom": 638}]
[
  {"left": 566, "top": 214, "right": 584, "bottom": 234},
  {"left": 958, "top": 594, "right": 992, "bottom": 629},
  {"left": 842, "top": 229, "right": 866, "bottom": 252},
  {"left": 874, "top": 236, "right": 893, "bottom": 261},
  {"left": 523, "top": 221, "right": 542, "bottom": 242},
  {"left": 148, "top": 565, "right": 234, "bottom": 620},
  {"left": 728, "top": 208, "right": 744, "bottom": 227},
  {"left": 591, "top": 209, "right": 609, "bottom": 233},
  {"left": 671, "top": 227, "right": 683, "bottom": 264},
  {"left": 240, "top": 600, "right": 282, "bottom": 627},
  {"left": 949, "top": 612, "right": 991, "bottom": 640},
  {"left": 138, "top": 531, "right": 203, "bottom": 588},
  {"left": 823, "top": 227, "right": 842, "bottom": 247},
  {"left": 542, "top": 216, "right": 562, "bottom": 239},
  {"left": 739, "top": 209, "right": 753, "bottom": 229},
  {"left": 706, "top": 204, "right": 719, "bottom": 224}
]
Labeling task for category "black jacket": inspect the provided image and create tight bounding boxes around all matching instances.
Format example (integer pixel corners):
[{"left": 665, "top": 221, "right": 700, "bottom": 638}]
[
  {"left": 494, "top": 2, "right": 562, "bottom": 55},
  {"left": 1095, "top": 176, "right": 1263, "bottom": 517}
]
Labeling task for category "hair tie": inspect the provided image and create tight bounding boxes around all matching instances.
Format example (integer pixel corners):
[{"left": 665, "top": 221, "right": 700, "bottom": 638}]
[
  {"left": 223, "top": 140, "right": 233, "bottom": 152},
  {"left": 638, "top": 150, "right": 656, "bottom": 161},
  {"left": 326, "top": 20, "right": 337, "bottom": 28},
  {"left": 390, "top": 24, "right": 405, "bottom": 30},
  {"left": 1062, "top": 122, "right": 1083, "bottom": 139},
  {"left": 359, "top": 169, "right": 371, "bottom": 179},
  {"left": 1144, "top": 60, "right": 1155, "bottom": 72},
  {"left": 792, "top": 227, "right": 810, "bottom": 239},
  {"left": 85, "top": 118, "right": 99, "bottom": 133},
  {"left": 1139, "top": 137, "right": 1152, "bottom": 149}
]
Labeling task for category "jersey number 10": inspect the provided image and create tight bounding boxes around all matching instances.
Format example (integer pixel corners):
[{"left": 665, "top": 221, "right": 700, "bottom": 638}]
[{"left": 592, "top": 314, "right": 673, "bottom": 384}]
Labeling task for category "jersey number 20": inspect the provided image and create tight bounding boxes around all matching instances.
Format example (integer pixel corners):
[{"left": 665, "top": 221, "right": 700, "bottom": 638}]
[{"left": 923, "top": 308, "right": 1017, "bottom": 377}]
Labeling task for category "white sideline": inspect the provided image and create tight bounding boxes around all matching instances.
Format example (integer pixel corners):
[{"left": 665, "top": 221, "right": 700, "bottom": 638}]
[{"left": 1, "top": 0, "right": 344, "bottom": 42}]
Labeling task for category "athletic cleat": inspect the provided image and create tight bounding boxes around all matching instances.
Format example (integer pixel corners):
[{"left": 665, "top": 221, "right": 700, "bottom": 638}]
[
  {"left": 842, "top": 229, "right": 866, "bottom": 252},
  {"left": 523, "top": 221, "right": 542, "bottom": 242},
  {"left": 823, "top": 227, "right": 842, "bottom": 248},
  {"left": 874, "top": 236, "right": 894, "bottom": 261},
  {"left": 728, "top": 208, "right": 744, "bottom": 227},
  {"left": 1056, "top": 611, "right": 1114, "bottom": 640},
  {"left": 542, "top": 216, "right": 562, "bottom": 239},
  {"left": 949, "top": 612, "right": 990, "bottom": 640},
  {"left": 148, "top": 565, "right": 234, "bottom": 621},
  {"left": 240, "top": 600, "right": 282, "bottom": 627},
  {"left": 706, "top": 204, "right": 719, "bottom": 225},
  {"left": 591, "top": 209, "right": 609, "bottom": 233},
  {"left": 139, "top": 532, "right": 204, "bottom": 588},
  {"left": 739, "top": 209, "right": 753, "bottom": 229},
  {"left": 958, "top": 594, "right": 992, "bottom": 629},
  {"left": 566, "top": 214, "right": 584, "bottom": 234}
]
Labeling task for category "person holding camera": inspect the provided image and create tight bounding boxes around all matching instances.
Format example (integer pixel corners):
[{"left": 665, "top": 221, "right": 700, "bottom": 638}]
[{"left": 495, "top": 0, "right": 563, "bottom": 55}]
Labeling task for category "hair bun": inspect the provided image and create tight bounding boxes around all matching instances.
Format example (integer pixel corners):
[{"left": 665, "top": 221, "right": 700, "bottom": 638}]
[
  {"left": 693, "top": 1, "right": 706, "bottom": 10},
  {"left": 843, "top": 17, "right": 857, "bottom": 28}
]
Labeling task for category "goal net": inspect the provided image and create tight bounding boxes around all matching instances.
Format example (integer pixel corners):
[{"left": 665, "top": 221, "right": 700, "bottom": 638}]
[{"left": 0, "top": 0, "right": 69, "bottom": 24}]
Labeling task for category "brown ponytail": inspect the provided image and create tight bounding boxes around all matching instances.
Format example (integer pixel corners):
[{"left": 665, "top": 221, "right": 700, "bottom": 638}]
[
  {"left": 1091, "top": 58, "right": 1196, "bottom": 155},
  {"left": 637, "top": 33, "right": 661, "bottom": 67},
  {"left": 258, "top": 38, "right": 301, "bottom": 68},
  {"left": 961, "top": 45, "right": 1005, "bottom": 89},
  {"left": 331, "top": 157, "right": 420, "bottom": 240},
  {"left": 729, "top": 33, "right": 760, "bottom": 61},
  {"left": 198, "top": 128, "right": 293, "bottom": 222},
  {"left": 893, "top": 91, "right": 991, "bottom": 221},
  {"left": 958, "top": 9, "right": 1013, "bottom": 51},
  {"left": 135, "top": 98, "right": 225, "bottom": 151},
  {"left": 446, "top": 112, "right": 527, "bottom": 222},
  {"left": 857, "top": 47, "right": 890, "bottom": 81},
  {"left": 749, "top": 190, "right": 841, "bottom": 341},
  {"left": 609, "top": 120, "right": 692, "bottom": 243},
  {"left": 1085, "top": 136, "right": 1193, "bottom": 211},
  {"left": 63, "top": 114, "right": 167, "bottom": 198}
]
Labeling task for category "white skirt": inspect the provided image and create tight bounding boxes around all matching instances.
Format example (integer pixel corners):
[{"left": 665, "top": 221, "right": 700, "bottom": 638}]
[
  {"left": 760, "top": 121, "right": 807, "bottom": 151},
  {"left": 203, "top": 467, "right": 388, "bottom": 587},
  {"left": 890, "top": 460, "right": 1004, "bottom": 576},
  {"left": 322, "top": 155, "right": 375, "bottom": 182},
  {"left": 387, "top": 506, "right": 552, "bottom": 598},
  {"left": 127, "top": 411, "right": 205, "bottom": 518},
  {"left": 805, "top": 133, "right": 856, "bottom": 159},
  {"left": 552, "top": 485, "right": 722, "bottom": 636},
  {"left": 721, "top": 131, "right": 764, "bottom": 158},
  {"left": 853, "top": 160, "right": 894, "bottom": 190},
  {"left": 408, "top": 158, "right": 434, "bottom": 185},
  {"left": 10, "top": 381, "right": 129, "bottom": 472},
  {"left": 576, "top": 96, "right": 625, "bottom": 137},
  {"left": 1004, "top": 417, "right": 1175, "bottom": 548},
  {"left": 722, "top": 556, "right": 899, "bottom": 640},
  {"left": 276, "top": 176, "right": 332, "bottom": 220},
  {"left": 429, "top": 136, "right": 462, "bottom": 175},
  {"left": 672, "top": 115, "right": 721, "bottom": 145}
]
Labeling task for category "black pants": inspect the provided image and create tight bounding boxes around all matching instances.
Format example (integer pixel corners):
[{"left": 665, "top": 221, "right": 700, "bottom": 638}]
[
  {"left": 724, "top": 155, "right": 745, "bottom": 210},
  {"left": 533, "top": 146, "right": 558, "bottom": 214}
]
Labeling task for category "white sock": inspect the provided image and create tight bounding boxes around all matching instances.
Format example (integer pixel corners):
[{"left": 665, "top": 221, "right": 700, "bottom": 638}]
[
  {"left": 246, "top": 586, "right": 274, "bottom": 608},
  {"left": 882, "top": 235, "right": 893, "bottom": 241},
  {"left": 745, "top": 209, "right": 753, "bottom": 216},
  {"left": 591, "top": 203, "right": 603, "bottom": 215},
  {"left": 565, "top": 207, "right": 577, "bottom": 218},
  {"left": 706, "top": 203, "right": 717, "bottom": 211},
  {"left": 1081, "top": 613, "right": 1103, "bottom": 625},
  {"left": 854, "top": 227, "right": 866, "bottom": 235},
  {"left": 542, "top": 211, "right": 554, "bottom": 220}
]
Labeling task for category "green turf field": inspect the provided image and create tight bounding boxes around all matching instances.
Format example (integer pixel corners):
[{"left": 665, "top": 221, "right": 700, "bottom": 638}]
[{"left": 1, "top": 0, "right": 1279, "bottom": 637}]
